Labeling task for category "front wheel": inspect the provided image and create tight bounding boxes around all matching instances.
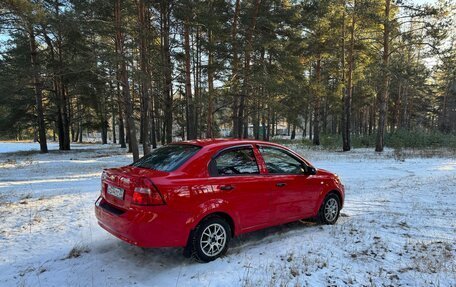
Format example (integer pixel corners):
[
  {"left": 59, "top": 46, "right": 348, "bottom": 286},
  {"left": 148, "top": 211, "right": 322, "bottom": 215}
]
[
  {"left": 190, "top": 216, "right": 231, "bottom": 262},
  {"left": 317, "top": 193, "right": 341, "bottom": 225}
]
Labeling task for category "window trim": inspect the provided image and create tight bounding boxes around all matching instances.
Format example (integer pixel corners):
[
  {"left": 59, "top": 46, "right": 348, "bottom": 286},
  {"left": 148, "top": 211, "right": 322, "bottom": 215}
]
[
  {"left": 209, "top": 145, "right": 261, "bottom": 177},
  {"left": 257, "top": 145, "right": 310, "bottom": 175}
]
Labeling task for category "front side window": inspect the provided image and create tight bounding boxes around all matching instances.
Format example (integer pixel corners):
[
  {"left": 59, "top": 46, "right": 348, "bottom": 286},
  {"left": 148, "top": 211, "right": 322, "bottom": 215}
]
[
  {"left": 214, "top": 147, "right": 259, "bottom": 176},
  {"left": 131, "top": 144, "right": 201, "bottom": 172},
  {"left": 259, "top": 146, "right": 305, "bottom": 174}
]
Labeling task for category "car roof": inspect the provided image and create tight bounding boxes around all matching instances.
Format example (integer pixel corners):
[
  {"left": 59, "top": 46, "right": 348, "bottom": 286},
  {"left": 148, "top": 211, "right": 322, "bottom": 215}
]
[
  {"left": 177, "top": 138, "right": 279, "bottom": 148},
  {"left": 174, "top": 138, "right": 313, "bottom": 168}
]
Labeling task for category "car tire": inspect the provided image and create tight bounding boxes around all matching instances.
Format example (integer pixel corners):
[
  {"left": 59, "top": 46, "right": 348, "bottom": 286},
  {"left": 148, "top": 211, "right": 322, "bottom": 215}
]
[
  {"left": 190, "top": 216, "right": 231, "bottom": 263},
  {"left": 317, "top": 193, "right": 341, "bottom": 225}
]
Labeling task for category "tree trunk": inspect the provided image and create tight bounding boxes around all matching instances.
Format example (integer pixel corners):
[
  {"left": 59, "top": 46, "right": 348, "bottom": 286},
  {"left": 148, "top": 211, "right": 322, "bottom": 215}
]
[
  {"left": 309, "top": 108, "right": 313, "bottom": 140},
  {"left": 125, "top": 102, "right": 131, "bottom": 151},
  {"left": 193, "top": 26, "right": 201, "bottom": 138},
  {"left": 74, "top": 124, "right": 79, "bottom": 142},
  {"left": 161, "top": 0, "right": 173, "bottom": 143},
  {"left": 138, "top": 0, "right": 151, "bottom": 154},
  {"left": 392, "top": 81, "right": 401, "bottom": 132},
  {"left": 100, "top": 85, "right": 108, "bottom": 144},
  {"left": 322, "top": 92, "right": 328, "bottom": 134},
  {"left": 261, "top": 108, "right": 266, "bottom": 141},
  {"left": 313, "top": 57, "right": 321, "bottom": 145},
  {"left": 54, "top": 1, "right": 71, "bottom": 150},
  {"left": 291, "top": 124, "right": 296, "bottom": 140},
  {"left": 342, "top": 1, "right": 355, "bottom": 151},
  {"left": 101, "top": 121, "right": 108, "bottom": 144},
  {"left": 184, "top": 18, "right": 196, "bottom": 140},
  {"left": 29, "top": 26, "right": 48, "bottom": 153},
  {"left": 253, "top": 99, "right": 260, "bottom": 139},
  {"left": 77, "top": 100, "right": 83, "bottom": 143},
  {"left": 78, "top": 119, "right": 83, "bottom": 143},
  {"left": 111, "top": 84, "right": 117, "bottom": 144},
  {"left": 239, "top": 0, "right": 261, "bottom": 139},
  {"left": 69, "top": 94, "right": 75, "bottom": 142},
  {"left": 231, "top": 0, "right": 241, "bottom": 137},
  {"left": 43, "top": 29, "right": 66, "bottom": 150},
  {"left": 400, "top": 84, "right": 408, "bottom": 130},
  {"left": 117, "top": 79, "right": 126, "bottom": 148},
  {"left": 375, "top": 0, "right": 391, "bottom": 152},
  {"left": 55, "top": 81, "right": 64, "bottom": 149},
  {"left": 303, "top": 105, "right": 308, "bottom": 138},
  {"left": 60, "top": 83, "right": 70, "bottom": 149},
  {"left": 116, "top": 0, "right": 139, "bottom": 160},
  {"left": 207, "top": 29, "right": 214, "bottom": 139}
]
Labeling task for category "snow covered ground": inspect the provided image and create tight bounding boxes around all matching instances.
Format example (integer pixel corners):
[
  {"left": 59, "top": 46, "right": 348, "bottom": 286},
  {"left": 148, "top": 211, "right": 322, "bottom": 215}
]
[{"left": 0, "top": 142, "right": 455, "bottom": 287}]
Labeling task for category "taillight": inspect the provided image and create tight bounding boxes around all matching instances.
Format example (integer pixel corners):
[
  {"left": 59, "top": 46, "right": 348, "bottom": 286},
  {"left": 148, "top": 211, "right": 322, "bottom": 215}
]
[
  {"left": 101, "top": 170, "right": 108, "bottom": 195},
  {"left": 131, "top": 178, "right": 165, "bottom": 206},
  {"left": 101, "top": 170, "right": 108, "bottom": 181}
]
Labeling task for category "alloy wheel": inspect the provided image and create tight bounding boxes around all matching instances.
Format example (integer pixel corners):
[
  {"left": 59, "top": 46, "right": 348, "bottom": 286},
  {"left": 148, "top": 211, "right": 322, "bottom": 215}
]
[
  {"left": 199, "top": 223, "right": 227, "bottom": 257},
  {"left": 324, "top": 197, "right": 339, "bottom": 222}
]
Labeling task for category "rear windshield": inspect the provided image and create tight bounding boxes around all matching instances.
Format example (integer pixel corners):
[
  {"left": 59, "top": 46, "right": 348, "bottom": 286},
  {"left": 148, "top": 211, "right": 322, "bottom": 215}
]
[{"left": 131, "top": 144, "right": 201, "bottom": 171}]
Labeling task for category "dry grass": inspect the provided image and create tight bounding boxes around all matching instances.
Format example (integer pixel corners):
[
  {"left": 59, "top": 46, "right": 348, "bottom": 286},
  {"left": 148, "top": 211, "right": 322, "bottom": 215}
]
[{"left": 66, "top": 244, "right": 90, "bottom": 259}]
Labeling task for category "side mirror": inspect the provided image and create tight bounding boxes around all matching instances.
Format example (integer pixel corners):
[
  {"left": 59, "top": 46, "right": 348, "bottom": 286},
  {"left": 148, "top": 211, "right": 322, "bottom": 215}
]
[{"left": 307, "top": 167, "right": 317, "bottom": 175}]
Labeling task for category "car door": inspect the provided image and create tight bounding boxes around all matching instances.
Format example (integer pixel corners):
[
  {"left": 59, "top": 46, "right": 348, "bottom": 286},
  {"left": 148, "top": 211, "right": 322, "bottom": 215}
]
[
  {"left": 257, "top": 145, "right": 322, "bottom": 223},
  {"left": 206, "top": 145, "right": 274, "bottom": 232}
]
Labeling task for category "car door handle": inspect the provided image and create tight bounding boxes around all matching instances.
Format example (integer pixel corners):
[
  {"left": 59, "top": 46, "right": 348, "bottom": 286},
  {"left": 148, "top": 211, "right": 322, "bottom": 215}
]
[
  {"left": 220, "top": 185, "right": 234, "bottom": 191},
  {"left": 276, "top": 182, "right": 287, "bottom": 187}
]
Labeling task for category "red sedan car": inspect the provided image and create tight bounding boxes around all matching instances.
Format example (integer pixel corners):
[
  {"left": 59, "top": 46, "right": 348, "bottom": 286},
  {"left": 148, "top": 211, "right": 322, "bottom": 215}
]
[{"left": 95, "top": 139, "right": 344, "bottom": 262}]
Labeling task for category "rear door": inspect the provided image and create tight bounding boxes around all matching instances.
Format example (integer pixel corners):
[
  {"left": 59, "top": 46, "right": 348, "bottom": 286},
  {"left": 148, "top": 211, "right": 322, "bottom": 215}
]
[
  {"left": 257, "top": 145, "right": 322, "bottom": 223},
  {"left": 206, "top": 145, "right": 274, "bottom": 231}
]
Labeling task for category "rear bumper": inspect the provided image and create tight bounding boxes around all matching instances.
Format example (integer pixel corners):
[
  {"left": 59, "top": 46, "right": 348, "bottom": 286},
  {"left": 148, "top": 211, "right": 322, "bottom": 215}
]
[{"left": 95, "top": 196, "right": 189, "bottom": 248}]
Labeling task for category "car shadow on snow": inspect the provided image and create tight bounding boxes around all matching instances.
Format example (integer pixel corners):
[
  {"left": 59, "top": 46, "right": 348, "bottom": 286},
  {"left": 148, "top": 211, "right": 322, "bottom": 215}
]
[
  {"left": 92, "top": 238, "right": 190, "bottom": 268},
  {"left": 229, "top": 219, "right": 320, "bottom": 251},
  {"left": 91, "top": 218, "right": 338, "bottom": 267}
]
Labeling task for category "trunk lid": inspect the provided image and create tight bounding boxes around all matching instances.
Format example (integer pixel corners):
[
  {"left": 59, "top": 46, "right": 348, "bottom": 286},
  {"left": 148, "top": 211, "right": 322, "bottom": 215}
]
[{"left": 101, "top": 166, "right": 168, "bottom": 209}]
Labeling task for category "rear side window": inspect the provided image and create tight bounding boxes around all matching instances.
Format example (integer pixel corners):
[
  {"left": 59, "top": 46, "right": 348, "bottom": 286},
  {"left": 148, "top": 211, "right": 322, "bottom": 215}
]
[
  {"left": 132, "top": 144, "right": 201, "bottom": 171},
  {"left": 212, "top": 147, "right": 259, "bottom": 176}
]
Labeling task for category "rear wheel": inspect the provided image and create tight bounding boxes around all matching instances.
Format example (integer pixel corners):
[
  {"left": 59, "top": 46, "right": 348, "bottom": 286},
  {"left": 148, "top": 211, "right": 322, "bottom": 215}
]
[
  {"left": 190, "top": 216, "right": 231, "bottom": 262},
  {"left": 317, "top": 193, "right": 341, "bottom": 225}
]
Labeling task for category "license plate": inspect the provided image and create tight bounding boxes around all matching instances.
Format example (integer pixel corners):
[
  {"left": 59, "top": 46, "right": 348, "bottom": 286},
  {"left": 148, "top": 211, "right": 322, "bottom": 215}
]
[{"left": 107, "top": 185, "right": 124, "bottom": 200}]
